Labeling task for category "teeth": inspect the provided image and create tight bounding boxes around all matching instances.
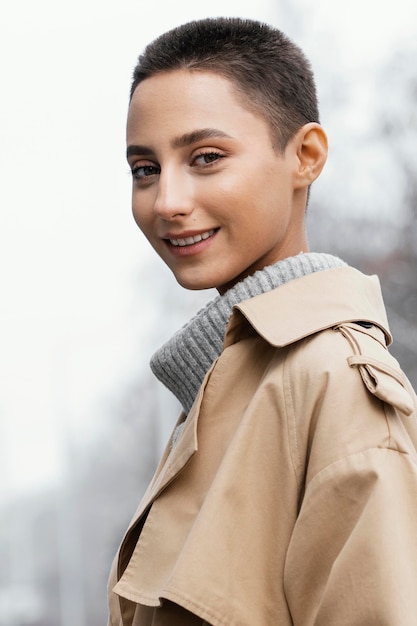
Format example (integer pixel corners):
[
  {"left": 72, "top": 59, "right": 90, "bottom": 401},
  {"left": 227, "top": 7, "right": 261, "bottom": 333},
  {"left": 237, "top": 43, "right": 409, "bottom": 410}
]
[{"left": 170, "top": 229, "right": 215, "bottom": 246}]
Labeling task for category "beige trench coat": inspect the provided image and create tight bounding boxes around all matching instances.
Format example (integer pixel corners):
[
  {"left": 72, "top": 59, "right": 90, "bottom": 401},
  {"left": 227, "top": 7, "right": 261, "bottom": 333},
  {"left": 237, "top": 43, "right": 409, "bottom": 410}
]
[{"left": 108, "top": 267, "right": 417, "bottom": 626}]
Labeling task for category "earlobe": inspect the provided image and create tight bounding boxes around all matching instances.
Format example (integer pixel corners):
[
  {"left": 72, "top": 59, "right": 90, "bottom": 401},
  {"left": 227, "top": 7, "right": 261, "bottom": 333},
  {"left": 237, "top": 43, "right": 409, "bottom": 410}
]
[{"left": 294, "top": 122, "right": 328, "bottom": 188}]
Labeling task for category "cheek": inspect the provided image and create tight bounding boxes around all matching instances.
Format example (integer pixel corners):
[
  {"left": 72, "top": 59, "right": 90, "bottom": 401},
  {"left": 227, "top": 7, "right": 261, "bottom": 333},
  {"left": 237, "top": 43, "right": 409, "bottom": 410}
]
[
  {"left": 133, "top": 212, "right": 152, "bottom": 237},
  {"left": 131, "top": 200, "right": 142, "bottom": 227},
  {"left": 131, "top": 192, "right": 153, "bottom": 231}
]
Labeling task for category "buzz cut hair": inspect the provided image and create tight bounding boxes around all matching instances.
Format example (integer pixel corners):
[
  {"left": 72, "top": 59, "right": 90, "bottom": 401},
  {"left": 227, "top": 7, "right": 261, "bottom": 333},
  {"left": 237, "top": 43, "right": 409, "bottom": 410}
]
[{"left": 129, "top": 17, "right": 320, "bottom": 152}]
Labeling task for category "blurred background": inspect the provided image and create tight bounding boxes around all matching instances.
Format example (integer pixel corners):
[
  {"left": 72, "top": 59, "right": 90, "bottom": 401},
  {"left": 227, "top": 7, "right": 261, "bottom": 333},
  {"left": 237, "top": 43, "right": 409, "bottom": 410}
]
[{"left": 1, "top": 0, "right": 416, "bottom": 623}]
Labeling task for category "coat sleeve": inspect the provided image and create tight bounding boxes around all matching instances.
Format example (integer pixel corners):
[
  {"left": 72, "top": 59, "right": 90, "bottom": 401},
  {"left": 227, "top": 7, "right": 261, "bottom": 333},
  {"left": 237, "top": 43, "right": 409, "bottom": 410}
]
[
  {"left": 282, "top": 327, "right": 417, "bottom": 625},
  {"left": 283, "top": 446, "right": 417, "bottom": 625}
]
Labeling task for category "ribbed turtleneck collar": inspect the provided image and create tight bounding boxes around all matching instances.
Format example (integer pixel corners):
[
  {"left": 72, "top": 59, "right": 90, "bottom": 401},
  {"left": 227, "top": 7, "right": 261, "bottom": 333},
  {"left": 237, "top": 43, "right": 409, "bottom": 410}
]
[{"left": 150, "top": 253, "right": 347, "bottom": 413}]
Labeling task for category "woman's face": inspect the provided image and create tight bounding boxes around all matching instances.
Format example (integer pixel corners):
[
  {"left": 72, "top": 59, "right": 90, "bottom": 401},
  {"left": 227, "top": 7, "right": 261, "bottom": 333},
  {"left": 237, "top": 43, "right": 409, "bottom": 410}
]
[{"left": 126, "top": 69, "right": 308, "bottom": 294}]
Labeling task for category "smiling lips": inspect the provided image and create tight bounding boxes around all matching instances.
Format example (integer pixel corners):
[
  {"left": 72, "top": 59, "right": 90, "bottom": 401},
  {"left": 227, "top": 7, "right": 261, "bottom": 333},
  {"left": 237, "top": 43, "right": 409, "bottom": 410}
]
[{"left": 168, "top": 228, "right": 216, "bottom": 247}]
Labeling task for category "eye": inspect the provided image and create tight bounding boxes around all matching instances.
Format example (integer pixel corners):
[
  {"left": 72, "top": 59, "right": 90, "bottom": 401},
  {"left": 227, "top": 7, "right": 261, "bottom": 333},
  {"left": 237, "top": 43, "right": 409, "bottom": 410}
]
[
  {"left": 131, "top": 163, "right": 161, "bottom": 181},
  {"left": 192, "top": 151, "right": 224, "bottom": 167}
]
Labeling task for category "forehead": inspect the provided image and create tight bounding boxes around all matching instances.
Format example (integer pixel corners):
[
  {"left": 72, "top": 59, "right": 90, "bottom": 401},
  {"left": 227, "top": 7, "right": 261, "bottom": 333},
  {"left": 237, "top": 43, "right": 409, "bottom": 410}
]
[{"left": 127, "top": 69, "right": 272, "bottom": 143}]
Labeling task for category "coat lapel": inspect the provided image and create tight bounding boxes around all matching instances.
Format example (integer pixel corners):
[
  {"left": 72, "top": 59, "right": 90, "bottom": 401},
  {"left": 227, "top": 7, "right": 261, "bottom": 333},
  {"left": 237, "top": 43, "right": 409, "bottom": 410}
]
[{"left": 116, "top": 370, "right": 210, "bottom": 581}]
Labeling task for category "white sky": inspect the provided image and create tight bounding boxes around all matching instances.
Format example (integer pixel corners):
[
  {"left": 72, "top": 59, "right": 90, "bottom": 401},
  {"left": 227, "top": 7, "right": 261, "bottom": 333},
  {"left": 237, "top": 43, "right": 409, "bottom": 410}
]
[{"left": 1, "top": 0, "right": 416, "bottom": 496}]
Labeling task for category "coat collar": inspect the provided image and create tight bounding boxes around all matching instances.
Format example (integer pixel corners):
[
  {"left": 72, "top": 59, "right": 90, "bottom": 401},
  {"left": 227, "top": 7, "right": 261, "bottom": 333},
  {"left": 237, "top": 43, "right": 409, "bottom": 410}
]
[{"left": 225, "top": 267, "right": 392, "bottom": 348}]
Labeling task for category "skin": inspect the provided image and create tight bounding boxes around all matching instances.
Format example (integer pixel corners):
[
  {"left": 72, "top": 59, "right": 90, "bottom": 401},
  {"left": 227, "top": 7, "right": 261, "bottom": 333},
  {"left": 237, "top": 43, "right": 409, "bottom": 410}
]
[{"left": 126, "top": 69, "right": 328, "bottom": 294}]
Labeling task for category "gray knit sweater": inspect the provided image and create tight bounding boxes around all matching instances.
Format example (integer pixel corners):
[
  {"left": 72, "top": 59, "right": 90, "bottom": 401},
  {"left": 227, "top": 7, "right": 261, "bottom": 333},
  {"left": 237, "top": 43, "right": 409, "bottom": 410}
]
[{"left": 150, "top": 252, "right": 346, "bottom": 414}]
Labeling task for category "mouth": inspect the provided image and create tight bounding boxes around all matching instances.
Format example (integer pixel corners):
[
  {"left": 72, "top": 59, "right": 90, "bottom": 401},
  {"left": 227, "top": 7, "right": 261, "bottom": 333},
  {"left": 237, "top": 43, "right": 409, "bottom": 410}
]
[{"left": 167, "top": 228, "right": 217, "bottom": 247}]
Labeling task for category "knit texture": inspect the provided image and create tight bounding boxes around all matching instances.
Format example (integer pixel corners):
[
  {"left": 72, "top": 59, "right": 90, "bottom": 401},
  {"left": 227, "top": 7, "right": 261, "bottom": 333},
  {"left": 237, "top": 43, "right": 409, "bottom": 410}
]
[{"left": 150, "top": 253, "right": 346, "bottom": 413}]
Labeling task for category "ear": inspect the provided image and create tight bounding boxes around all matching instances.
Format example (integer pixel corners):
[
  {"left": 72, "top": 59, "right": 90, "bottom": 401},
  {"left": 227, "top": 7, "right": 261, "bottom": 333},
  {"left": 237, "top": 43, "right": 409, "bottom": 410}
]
[{"left": 292, "top": 122, "right": 328, "bottom": 189}]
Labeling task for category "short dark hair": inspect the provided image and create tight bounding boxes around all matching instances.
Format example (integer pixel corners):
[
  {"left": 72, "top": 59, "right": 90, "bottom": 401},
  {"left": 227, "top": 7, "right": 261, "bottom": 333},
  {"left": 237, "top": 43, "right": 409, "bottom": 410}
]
[{"left": 130, "top": 17, "right": 319, "bottom": 151}]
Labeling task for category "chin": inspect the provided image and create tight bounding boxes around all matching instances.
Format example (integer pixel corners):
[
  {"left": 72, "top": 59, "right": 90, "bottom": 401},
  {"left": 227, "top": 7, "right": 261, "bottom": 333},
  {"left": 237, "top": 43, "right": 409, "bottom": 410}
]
[
  {"left": 175, "top": 277, "right": 214, "bottom": 292},
  {"left": 173, "top": 270, "right": 221, "bottom": 292}
]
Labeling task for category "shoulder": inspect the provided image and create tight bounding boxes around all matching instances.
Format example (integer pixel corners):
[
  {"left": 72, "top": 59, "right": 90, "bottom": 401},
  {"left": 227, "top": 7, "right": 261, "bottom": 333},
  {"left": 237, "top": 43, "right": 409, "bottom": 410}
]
[
  {"left": 281, "top": 322, "right": 417, "bottom": 482},
  {"left": 286, "top": 321, "right": 415, "bottom": 416},
  {"left": 283, "top": 317, "right": 416, "bottom": 424}
]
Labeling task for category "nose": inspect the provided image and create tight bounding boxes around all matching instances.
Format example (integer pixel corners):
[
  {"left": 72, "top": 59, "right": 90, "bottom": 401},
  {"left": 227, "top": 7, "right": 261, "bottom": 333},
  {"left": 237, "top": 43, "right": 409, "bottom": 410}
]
[{"left": 153, "top": 168, "right": 194, "bottom": 220}]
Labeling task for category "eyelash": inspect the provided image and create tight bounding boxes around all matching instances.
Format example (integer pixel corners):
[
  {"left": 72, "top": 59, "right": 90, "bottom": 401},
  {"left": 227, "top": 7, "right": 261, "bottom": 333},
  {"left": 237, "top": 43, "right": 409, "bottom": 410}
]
[
  {"left": 131, "top": 164, "right": 160, "bottom": 180},
  {"left": 192, "top": 150, "right": 224, "bottom": 166},
  {"left": 130, "top": 150, "right": 225, "bottom": 182}
]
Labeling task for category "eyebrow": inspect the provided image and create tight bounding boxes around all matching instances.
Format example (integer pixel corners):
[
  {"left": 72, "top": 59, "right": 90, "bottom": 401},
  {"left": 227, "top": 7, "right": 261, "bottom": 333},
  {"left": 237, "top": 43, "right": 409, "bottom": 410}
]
[
  {"left": 171, "top": 128, "right": 232, "bottom": 149},
  {"left": 126, "top": 144, "right": 153, "bottom": 159},
  {"left": 126, "top": 128, "right": 232, "bottom": 159}
]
